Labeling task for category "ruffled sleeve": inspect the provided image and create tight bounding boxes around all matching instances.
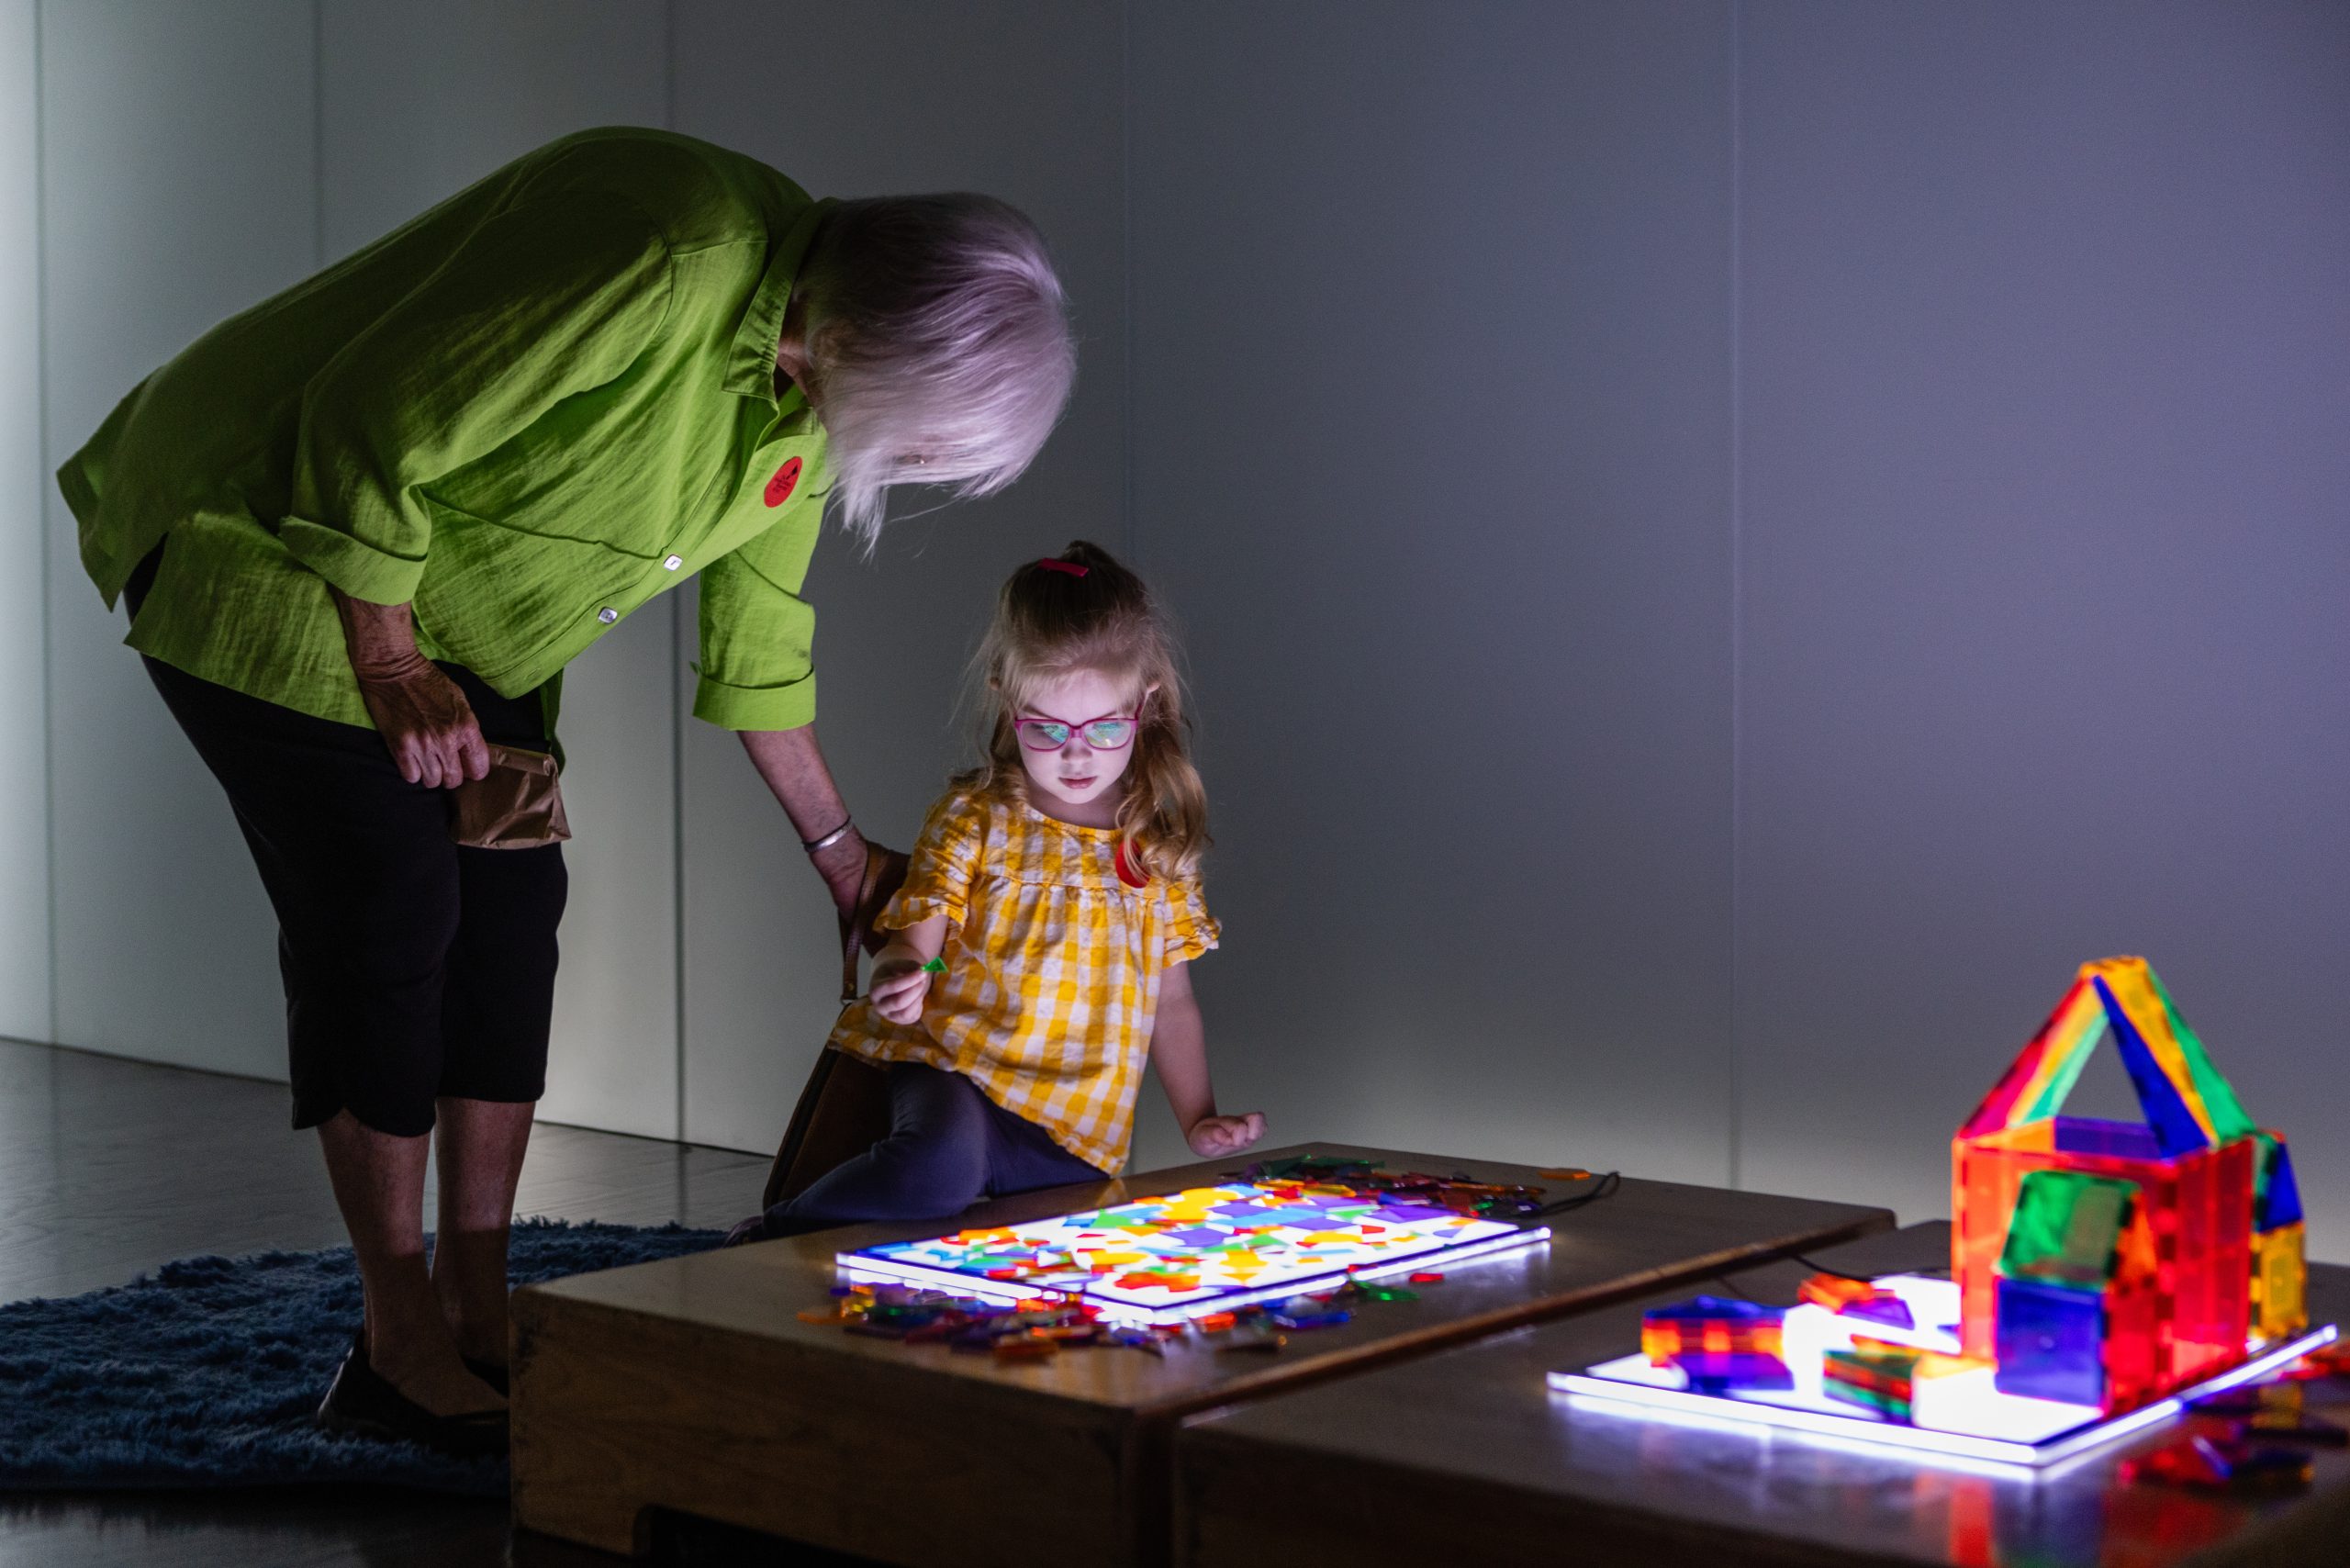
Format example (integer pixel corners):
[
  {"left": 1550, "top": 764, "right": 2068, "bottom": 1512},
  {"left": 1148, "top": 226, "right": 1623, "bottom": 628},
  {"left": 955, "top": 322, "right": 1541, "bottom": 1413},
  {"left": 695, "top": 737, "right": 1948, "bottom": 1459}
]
[
  {"left": 1161, "top": 873, "right": 1221, "bottom": 966},
  {"left": 878, "top": 790, "right": 989, "bottom": 931}
]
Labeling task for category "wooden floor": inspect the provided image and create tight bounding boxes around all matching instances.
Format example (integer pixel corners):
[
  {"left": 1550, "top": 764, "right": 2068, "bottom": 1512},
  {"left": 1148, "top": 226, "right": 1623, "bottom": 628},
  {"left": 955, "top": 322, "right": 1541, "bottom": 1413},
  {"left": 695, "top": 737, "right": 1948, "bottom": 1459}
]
[{"left": 0, "top": 1036, "right": 799, "bottom": 1567}]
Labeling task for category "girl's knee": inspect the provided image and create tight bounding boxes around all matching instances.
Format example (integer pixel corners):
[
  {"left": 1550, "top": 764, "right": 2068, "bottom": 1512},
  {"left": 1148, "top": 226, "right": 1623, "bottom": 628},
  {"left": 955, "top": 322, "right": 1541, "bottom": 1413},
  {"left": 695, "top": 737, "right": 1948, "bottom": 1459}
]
[{"left": 876, "top": 1127, "right": 990, "bottom": 1215}]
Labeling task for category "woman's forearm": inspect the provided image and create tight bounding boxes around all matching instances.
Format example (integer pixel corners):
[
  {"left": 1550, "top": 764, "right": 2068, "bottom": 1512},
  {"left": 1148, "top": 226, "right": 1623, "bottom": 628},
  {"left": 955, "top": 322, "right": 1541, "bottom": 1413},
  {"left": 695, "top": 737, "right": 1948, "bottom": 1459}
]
[
  {"left": 739, "top": 724, "right": 870, "bottom": 910},
  {"left": 330, "top": 587, "right": 430, "bottom": 678}
]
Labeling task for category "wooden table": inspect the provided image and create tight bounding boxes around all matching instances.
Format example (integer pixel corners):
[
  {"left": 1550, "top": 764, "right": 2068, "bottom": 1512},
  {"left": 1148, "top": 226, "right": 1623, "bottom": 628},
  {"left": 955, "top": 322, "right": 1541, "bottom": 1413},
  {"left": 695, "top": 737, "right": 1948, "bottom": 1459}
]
[
  {"left": 509, "top": 1142, "right": 1890, "bottom": 1566},
  {"left": 1174, "top": 1222, "right": 2350, "bottom": 1568}
]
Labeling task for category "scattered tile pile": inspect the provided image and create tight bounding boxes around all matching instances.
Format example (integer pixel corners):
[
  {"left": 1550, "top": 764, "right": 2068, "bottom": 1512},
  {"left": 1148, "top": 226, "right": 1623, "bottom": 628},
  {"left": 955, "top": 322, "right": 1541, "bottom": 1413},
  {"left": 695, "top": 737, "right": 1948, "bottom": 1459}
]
[
  {"left": 800, "top": 1268, "right": 1453, "bottom": 1363},
  {"left": 1237, "top": 1156, "right": 1551, "bottom": 1221}
]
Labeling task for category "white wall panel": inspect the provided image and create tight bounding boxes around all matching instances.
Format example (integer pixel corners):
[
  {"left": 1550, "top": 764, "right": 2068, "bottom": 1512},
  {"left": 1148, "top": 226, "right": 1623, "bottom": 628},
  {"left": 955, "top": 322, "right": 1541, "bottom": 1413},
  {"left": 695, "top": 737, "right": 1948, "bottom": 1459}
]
[
  {"left": 40, "top": 0, "right": 317, "bottom": 1077},
  {"left": 1128, "top": 1, "right": 1737, "bottom": 1182},
  {"left": 0, "top": 0, "right": 46, "bottom": 1043},
  {"left": 671, "top": 0, "right": 1127, "bottom": 1153},
  {"left": 319, "top": 0, "right": 677, "bottom": 1137}
]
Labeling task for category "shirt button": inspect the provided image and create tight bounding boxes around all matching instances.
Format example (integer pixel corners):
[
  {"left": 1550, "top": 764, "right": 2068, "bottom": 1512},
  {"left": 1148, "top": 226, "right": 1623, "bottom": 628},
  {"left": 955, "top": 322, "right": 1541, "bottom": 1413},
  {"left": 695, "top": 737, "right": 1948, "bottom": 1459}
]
[
  {"left": 598, "top": 607, "right": 619, "bottom": 625},
  {"left": 664, "top": 554, "right": 684, "bottom": 571}
]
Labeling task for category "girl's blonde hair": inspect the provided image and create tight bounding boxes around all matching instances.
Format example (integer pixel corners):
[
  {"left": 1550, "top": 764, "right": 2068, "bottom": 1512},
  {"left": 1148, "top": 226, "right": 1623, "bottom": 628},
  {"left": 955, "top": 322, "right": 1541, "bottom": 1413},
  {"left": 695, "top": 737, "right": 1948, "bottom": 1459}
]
[{"left": 958, "top": 541, "right": 1210, "bottom": 879}]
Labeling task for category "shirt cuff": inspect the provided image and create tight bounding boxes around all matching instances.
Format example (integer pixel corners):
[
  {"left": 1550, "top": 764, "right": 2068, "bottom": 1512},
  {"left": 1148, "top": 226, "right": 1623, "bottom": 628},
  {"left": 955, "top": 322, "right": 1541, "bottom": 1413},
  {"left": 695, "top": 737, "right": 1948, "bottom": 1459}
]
[
  {"left": 693, "top": 667, "right": 817, "bottom": 731},
  {"left": 278, "top": 516, "right": 429, "bottom": 606}
]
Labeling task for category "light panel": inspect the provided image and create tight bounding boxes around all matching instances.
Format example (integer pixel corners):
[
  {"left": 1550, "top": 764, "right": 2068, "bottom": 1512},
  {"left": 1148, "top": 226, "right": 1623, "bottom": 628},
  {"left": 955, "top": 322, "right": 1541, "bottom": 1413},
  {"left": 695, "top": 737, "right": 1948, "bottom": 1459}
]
[{"left": 1550, "top": 1322, "right": 2335, "bottom": 1473}]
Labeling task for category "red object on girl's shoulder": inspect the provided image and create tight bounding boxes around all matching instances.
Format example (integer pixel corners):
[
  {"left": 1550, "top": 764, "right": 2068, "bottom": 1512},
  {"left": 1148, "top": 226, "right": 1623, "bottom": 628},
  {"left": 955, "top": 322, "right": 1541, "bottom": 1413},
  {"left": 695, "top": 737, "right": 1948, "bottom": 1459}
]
[{"left": 1114, "top": 840, "right": 1150, "bottom": 889}]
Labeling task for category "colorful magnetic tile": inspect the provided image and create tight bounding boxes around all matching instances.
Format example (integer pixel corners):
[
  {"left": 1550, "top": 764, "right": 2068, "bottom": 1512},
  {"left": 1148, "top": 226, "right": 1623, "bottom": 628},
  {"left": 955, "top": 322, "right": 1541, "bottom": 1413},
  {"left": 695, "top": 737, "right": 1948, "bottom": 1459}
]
[
  {"left": 1797, "top": 1273, "right": 1879, "bottom": 1312},
  {"left": 1994, "top": 1277, "right": 2110, "bottom": 1408},
  {"left": 1807, "top": 1280, "right": 1921, "bottom": 1333},
  {"left": 1996, "top": 1170, "right": 2140, "bottom": 1292},
  {"left": 2254, "top": 1131, "right": 2305, "bottom": 1230},
  {"left": 1672, "top": 1352, "right": 1793, "bottom": 1393},
  {"left": 1641, "top": 1295, "right": 1785, "bottom": 1364},
  {"left": 838, "top": 1176, "right": 1539, "bottom": 1323},
  {"left": 1824, "top": 1346, "right": 1919, "bottom": 1412},
  {"left": 2251, "top": 1222, "right": 2308, "bottom": 1341},
  {"left": 1819, "top": 1344, "right": 1970, "bottom": 1423}
]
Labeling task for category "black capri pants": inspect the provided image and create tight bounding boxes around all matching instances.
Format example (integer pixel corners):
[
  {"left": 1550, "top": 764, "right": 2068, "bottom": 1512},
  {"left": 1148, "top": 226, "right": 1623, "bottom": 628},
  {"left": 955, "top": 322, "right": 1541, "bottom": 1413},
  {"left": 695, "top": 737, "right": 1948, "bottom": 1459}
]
[{"left": 130, "top": 552, "right": 566, "bottom": 1137}]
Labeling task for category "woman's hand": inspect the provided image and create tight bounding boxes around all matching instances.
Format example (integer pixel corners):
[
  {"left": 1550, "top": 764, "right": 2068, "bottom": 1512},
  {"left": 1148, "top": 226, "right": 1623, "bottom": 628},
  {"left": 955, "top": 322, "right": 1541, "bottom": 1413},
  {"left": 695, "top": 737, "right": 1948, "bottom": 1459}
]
[
  {"left": 334, "top": 588, "right": 490, "bottom": 789},
  {"left": 867, "top": 943, "right": 934, "bottom": 1025},
  {"left": 1185, "top": 1112, "right": 1266, "bottom": 1159},
  {"left": 356, "top": 661, "right": 491, "bottom": 789},
  {"left": 819, "top": 835, "right": 908, "bottom": 953}
]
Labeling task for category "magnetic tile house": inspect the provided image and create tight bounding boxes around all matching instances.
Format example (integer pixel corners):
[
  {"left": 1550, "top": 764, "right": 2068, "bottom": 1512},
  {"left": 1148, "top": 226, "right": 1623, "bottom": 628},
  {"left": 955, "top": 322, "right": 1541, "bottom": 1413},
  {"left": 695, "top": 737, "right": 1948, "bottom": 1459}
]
[{"left": 1953, "top": 957, "right": 2298, "bottom": 1411}]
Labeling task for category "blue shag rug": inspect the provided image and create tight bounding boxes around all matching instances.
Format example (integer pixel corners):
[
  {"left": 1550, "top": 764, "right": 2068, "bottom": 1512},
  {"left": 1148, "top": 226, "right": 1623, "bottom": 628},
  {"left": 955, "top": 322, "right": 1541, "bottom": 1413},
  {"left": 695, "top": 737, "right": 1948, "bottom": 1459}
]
[{"left": 0, "top": 1218, "right": 721, "bottom": 1495}]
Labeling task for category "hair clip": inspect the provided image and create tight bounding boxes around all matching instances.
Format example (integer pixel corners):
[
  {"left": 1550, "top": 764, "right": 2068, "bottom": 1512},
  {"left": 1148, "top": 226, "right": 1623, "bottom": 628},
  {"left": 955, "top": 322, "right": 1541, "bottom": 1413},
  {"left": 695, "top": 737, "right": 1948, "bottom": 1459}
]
[{"left": 1036, "top": 559, "right": 1089, "bottom": 577}]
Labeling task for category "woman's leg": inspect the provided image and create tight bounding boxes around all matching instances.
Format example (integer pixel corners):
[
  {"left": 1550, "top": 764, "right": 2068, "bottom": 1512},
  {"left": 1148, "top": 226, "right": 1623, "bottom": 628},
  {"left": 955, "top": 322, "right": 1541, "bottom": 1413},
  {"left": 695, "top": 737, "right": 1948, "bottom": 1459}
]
[
  {"left": 140, "top": 654, "right": 498, "bottom": 1417},
  {"left": 431, "top": 834, "right": 565, "bottom": 1371},
  {"left": 768, "top": 1063, "right": 995, "bottom": 1226},
  {"left": 431, "top": 1098, "right": 535, "bottom": 1367},
  {"left": 318, "top": 1113, "right": 502, "bottom": 1416}
]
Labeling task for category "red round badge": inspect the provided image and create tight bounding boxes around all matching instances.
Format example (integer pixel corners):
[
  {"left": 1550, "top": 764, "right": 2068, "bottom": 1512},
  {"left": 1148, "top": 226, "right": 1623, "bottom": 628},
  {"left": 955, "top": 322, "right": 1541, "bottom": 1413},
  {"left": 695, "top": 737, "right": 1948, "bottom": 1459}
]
[
  {"left": 764, "top": 457, "right": 802, "bottom": 507},
  {"left": 1114, "top": 840, "right": 1150, "bottom": 890}
]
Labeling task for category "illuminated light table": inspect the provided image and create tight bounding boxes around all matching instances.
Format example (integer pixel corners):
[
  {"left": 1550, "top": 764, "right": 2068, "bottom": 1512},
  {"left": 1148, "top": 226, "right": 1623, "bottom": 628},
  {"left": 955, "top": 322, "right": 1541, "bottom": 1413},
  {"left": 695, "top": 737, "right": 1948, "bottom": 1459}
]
[
  {"left": 1173, "top": 1222, "right": 2350, "bottom": 1568},
  {"left": 508, "top": 1143, "right": 1890, "bottom": 1566}
]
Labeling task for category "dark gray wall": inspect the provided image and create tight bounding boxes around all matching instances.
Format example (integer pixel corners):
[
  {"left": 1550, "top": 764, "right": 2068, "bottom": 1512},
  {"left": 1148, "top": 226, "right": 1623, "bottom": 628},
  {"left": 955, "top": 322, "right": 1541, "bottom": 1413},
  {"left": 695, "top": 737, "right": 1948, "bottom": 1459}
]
[
  {"left": 1735, "top": 0, "right": 2350, "bottom": 1243},
  {"left": 1130, "top": 0, "right": 2350, "bottom": 1260},
  {"left": 1128, "top": 0, "right": 1739, "bottom": 1182}
]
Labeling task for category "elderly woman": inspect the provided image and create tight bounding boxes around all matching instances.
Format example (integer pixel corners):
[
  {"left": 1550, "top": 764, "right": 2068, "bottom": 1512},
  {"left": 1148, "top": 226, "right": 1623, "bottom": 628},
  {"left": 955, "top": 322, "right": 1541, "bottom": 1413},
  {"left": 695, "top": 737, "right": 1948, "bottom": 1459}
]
[{"left": 56, "top": 128, "right": 1074, "bottom": 1454}]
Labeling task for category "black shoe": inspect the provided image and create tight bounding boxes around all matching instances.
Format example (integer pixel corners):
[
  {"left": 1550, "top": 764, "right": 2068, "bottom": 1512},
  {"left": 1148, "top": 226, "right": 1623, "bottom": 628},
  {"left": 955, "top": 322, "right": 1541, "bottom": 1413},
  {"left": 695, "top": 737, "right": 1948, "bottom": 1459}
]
[
  {"left": 721, "top": 1214, "right": 771, "bottom": 1249},
  {"left": 461, "top": 1355, "right": 509, "bottom": 1399},
  {"left": 319, "top": 1331, "right": 509, "bottom": 1459}
]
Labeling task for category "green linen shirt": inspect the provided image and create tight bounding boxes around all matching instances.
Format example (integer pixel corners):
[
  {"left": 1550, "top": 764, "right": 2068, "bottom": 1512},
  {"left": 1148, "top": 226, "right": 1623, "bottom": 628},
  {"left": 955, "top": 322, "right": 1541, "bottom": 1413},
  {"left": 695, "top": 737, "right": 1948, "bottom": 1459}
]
[{"left": 59, "top": 126, "right": 834, "bottom": 736}]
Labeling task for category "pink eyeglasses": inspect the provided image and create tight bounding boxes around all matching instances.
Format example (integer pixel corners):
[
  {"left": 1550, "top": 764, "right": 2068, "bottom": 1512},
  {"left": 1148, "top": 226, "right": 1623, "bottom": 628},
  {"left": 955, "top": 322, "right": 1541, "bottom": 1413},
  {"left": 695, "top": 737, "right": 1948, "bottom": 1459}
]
[{"left": 1013, "top": 713, "right": 1137, "bottom": 751}]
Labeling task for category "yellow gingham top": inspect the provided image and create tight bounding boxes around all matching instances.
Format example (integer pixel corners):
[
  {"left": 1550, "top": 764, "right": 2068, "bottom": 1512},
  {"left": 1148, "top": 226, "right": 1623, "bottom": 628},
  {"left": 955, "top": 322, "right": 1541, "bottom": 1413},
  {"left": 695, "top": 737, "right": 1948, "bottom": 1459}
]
[{"left": 829, "top": 789, "right": 1219, "bottom": 1172}]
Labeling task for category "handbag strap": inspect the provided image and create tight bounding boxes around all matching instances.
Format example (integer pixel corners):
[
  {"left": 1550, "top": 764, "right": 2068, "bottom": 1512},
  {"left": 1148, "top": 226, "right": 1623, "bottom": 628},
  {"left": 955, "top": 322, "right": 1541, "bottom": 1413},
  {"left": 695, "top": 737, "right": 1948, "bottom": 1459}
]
[{"left": 838, "top": 841, "right": 892, "bottom": 1004}]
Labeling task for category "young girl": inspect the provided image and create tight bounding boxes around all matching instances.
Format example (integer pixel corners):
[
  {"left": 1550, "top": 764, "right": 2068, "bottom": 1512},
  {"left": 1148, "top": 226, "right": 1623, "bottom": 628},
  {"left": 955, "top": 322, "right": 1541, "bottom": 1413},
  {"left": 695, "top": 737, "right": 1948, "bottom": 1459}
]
[{"left": 734, "top": 542, "right": 1262, "bottom": 1239}]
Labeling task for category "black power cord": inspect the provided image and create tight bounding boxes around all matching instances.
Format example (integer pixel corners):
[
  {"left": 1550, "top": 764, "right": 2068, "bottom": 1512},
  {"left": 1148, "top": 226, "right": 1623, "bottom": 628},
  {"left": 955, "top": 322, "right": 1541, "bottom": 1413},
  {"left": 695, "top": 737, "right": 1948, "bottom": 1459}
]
[
  {"left": 1531, "top": 1169, "right": 1623, "bottom": 1218},
  {"left": 1785, "top": 1250, "right": 1952, "bottom": 1282}
]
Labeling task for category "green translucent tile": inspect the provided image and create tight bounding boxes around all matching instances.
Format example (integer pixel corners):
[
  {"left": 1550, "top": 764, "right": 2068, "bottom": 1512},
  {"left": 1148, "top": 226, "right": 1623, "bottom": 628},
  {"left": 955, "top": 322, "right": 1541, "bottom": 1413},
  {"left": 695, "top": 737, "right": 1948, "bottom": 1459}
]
[{"left": 1998, "top": 1170, "right": 2141, "bottom": 1290}]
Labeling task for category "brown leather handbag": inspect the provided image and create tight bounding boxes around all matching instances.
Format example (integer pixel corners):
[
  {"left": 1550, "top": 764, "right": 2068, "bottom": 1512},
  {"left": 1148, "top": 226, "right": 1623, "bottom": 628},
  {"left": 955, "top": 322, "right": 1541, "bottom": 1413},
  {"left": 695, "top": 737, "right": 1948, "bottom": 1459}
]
[
  {"left": 447, "top": 745, "right": 571, "bottom": 850},
  {"left": 759, "top": 842, "right": 907, "bottom": 1212}
]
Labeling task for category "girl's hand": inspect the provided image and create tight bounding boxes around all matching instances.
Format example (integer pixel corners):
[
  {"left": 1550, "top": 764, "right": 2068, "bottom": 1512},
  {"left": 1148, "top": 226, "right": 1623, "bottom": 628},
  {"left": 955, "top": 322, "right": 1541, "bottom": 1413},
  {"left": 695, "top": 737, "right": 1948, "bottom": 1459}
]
[
  {"left": 1185, "top": 1112, "right": 1265, "bottom": 1159},
  {"left": 867, "top": 950, "right": 933, "bottom": 1025}
]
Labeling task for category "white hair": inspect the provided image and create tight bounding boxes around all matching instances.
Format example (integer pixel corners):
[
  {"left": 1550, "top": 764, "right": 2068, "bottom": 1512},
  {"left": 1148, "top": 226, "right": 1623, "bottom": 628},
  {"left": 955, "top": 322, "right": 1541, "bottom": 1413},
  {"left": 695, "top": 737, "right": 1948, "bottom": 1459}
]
[{"left": 797, "top": 195, "right": 1077, "bottom": 544}]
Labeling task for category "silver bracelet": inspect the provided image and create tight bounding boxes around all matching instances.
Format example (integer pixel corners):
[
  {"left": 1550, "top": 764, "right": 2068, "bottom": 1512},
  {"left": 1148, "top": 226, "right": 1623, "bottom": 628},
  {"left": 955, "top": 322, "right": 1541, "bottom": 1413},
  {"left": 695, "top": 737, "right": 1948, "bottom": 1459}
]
[{"left": 800, "top": 816, "right": 856, "bottom": 856}]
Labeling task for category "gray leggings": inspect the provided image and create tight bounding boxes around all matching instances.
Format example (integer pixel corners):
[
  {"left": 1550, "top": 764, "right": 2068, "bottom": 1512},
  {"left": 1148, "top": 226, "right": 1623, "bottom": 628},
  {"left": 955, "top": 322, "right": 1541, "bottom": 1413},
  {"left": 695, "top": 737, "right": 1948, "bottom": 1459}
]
[{"left": 767, "top": 1062, "right": 1106, "bottom": 1230}]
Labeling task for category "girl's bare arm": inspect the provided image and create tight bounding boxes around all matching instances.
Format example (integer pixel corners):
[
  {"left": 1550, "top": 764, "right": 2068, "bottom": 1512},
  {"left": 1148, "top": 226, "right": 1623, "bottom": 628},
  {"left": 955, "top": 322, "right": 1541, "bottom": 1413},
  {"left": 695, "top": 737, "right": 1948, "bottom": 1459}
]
[{"left": 1150, "top": 961, "right": 1264, "bottom": 1157}]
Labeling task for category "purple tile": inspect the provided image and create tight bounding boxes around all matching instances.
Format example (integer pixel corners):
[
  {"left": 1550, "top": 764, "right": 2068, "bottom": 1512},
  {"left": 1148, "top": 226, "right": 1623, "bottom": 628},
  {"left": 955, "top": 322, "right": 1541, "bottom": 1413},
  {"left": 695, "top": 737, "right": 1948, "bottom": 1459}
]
[{"left": 1841, "top": 1295, "right": 1915, "bottom": 1332}]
